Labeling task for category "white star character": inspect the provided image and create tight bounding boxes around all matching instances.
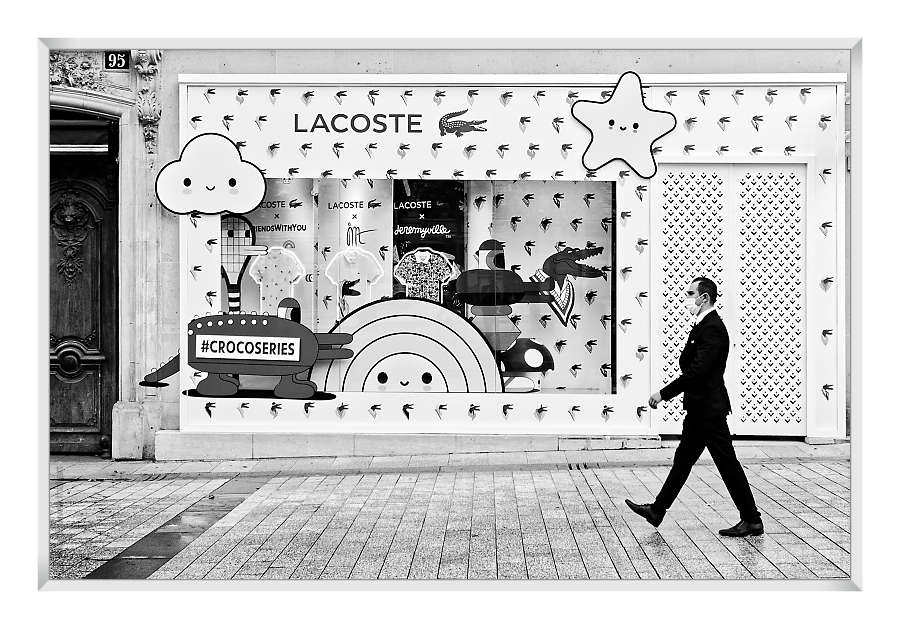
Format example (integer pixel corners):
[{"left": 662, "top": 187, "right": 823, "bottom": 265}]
[{"left": 571, "top": 72, "right": 677, "bottom": 178}]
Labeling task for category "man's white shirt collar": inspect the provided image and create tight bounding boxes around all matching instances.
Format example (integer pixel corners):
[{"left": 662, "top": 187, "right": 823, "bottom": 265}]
[{"left": 694, "top": 307, "right": 714, "bottom": 326}]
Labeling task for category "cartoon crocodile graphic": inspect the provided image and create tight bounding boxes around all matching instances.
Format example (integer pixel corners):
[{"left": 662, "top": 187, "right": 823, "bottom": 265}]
[
  {"left": 455, "top": 243, "right": 605, "bottom": 330},
  {"left": 438, "top": 109, "right": 487, "bottom": 136}
]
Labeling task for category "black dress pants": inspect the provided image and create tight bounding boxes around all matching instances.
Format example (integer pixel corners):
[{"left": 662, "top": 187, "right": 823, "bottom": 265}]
[{"left": 653, "top": 412, "right": 761, "bottom": 523}]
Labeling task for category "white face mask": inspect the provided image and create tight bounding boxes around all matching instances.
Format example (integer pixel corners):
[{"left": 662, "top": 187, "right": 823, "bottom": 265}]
[{"left": 685, "top": 296, "right": 702, "bottom": 316}]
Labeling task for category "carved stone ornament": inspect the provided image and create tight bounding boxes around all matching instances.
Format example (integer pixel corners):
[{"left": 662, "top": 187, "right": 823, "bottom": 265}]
[
  {"left": 133, "top": 49, "right": 162, "bottom": 78},
  {"left": 49, "top": 51, "right": 105, "bottom": 92},
  {"left": 132, "top": 49, "right": 163, "bottom": 154},
  {"left": 50, "top": 189, "right": 97, "bottom": 286},
  {"left": 137, "top": 90, "right": 162, "bottom": 151}
]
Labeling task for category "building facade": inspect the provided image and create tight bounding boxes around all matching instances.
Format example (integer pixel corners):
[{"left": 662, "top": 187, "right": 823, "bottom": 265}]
[{"left": 47, "top": 47, "right": 851, "bottom": 459}]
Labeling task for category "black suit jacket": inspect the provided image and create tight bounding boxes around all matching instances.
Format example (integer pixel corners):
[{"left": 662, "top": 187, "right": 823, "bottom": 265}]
[{"left": 660, "top": 309, "right": 732, "bottom": 417}]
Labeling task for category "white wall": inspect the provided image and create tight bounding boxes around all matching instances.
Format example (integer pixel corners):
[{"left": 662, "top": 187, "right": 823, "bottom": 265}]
[{"left": 150, "top": 48, "right": 852, "bottom": 432}]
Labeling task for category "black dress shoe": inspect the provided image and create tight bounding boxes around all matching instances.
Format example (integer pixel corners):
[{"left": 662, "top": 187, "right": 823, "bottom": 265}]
[
  {"left": 625, "top": 499, "right": 664, "bottom": 527},
  {"left": 719, "top": 520, "right": 764, "bottom": 537}
]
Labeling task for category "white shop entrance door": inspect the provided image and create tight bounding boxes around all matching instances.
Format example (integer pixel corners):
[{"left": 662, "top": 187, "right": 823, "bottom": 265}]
[{"left": 650, "top": 163, "right": 807, "bottom": 436}]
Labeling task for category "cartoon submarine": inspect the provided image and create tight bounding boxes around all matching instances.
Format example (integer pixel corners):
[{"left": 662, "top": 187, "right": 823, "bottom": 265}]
[{"left": 140, "top": 298, "right": 353, "bottom": 399}]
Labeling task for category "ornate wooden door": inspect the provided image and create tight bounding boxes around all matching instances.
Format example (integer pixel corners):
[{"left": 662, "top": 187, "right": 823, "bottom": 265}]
[{"left": 49, "top": 150, "right": 118, "bottom": 454}]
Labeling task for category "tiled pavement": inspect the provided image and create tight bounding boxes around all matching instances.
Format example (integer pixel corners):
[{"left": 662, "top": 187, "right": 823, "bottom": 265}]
[
  {"left": 49, "top": 456, "right": 851, "bottom": 581},
  {"left": 49, "top": 477, "right": 230, "bottom": 579}
]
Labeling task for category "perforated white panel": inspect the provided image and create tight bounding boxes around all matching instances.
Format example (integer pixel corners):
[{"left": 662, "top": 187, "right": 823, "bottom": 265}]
[
  {"left": 735, "top": 166, "right": 806, "bottom": 431},
  {"left": 652, "top": 163, "right": 807, "bottom": 436},
  {"left": 654, "top": 166, "right": 728, "bottom": 428}
]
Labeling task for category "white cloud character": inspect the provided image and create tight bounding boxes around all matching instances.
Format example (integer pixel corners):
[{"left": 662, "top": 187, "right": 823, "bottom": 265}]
[{"left": 155, "top": 133, "right": 266, "bottom": 215}]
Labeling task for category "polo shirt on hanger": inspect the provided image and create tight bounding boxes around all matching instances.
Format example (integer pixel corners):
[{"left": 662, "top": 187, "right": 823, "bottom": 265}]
[
  {"left": 249, "top": 247, "right": 304, "bottom": 314},
  {"left": 324, "top": 247, "right": 384, "bottom": 315},
  {"left": 395, "top": 247, "right": 453, "bottom": 303}
]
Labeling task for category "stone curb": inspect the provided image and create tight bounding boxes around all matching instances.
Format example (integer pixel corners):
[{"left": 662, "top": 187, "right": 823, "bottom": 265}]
[{"left": 51, "top": 454, "right": 850, "bottom": 482}]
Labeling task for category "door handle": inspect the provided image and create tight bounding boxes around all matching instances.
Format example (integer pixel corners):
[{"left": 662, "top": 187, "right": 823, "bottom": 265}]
[{"left": 50, "top": 340, "right": 106, "bottom": 379}]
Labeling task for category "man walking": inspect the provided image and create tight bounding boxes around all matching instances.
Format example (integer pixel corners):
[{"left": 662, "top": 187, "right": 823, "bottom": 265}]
[{"left": 626, "top": 277, "right": 763, "bottom": 537}]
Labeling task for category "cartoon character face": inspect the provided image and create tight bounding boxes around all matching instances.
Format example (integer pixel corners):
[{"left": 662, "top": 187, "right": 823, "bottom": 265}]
[
  {"left": 362, "top": 354, "right": 448, "bottom": 392},
  {"left": 606, "top": 117, "right": 642, "bottom": 134},
  {"left": 155, "top": 133, "right": 266, "bottom": 215},
  {"left": 571, "top": 72, "right": 677, "bottom": 178}
]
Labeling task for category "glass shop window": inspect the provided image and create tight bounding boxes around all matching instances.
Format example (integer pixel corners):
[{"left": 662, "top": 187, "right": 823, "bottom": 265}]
[
  {"left": 314, "top": 178, "right": 394, "bottom": 329},
  {"left": 218, "top": 178, "right": 616, "bottom": 395},
  {"left": 218, "top": 178, "right": 318, "bottom": 391},
  {"left": 219, "top": 178, "right": 316, "bottom": 325},
  {"left": 392, "top": 179, "right": 467, "bottom": 315},
  {"left": 466, "top": 180, "right": 616, "bottom": 394}
]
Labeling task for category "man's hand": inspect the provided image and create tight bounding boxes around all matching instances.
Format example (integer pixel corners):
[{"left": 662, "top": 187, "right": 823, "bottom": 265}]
[{"left": 648, "top": 391, "right": 662, "bottom": 409}]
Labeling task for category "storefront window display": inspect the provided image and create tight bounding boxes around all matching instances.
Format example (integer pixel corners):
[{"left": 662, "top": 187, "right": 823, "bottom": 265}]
[
  {"left": 471, "top": 180, "right": 615, "bottom": 393},
  {"left": 154, "top": 78, "right": 666, "bottom": 431},
  {"left": 215, "top": 177, "right": 615, "bottom": 395},
  {"left": 393, "top": 180, "right": 466, "bottom": 312},
  {"left": 157, "top": 73, "right": 844, "bottom": 437},
  {"left": 314, "top": 178, "right": 393, "bottom": 326},
  {"left": 219, "top": 178, "right": 316, "bottom": 325}
]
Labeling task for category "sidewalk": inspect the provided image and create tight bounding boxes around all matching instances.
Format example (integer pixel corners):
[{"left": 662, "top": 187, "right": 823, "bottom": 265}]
[
  {"left": 48, "top": 441, "right": 851, "bottom": 581},
  {"left": 50, "top": 440, "right": 849, "bottom": 480}
]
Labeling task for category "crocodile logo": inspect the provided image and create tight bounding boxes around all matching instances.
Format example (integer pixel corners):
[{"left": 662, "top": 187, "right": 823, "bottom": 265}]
[{"left": 438, "top": 109, "right": 487, "bottom": 137}]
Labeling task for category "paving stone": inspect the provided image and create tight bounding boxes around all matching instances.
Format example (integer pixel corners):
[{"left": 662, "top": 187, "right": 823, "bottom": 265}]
[
  {"left": 487, "top": 452, "right": 528, "bottom": 465},
  {"left": 370, "top": 455, "right": 412, "bottom": 468},
  {"left": 448, "top": 453, "right": 489, "bottom": 466},
  {"left": 51, "top": 460, "right": 851, "bottom": 581},
  {"left": 409, "top": 454, "right": 450, "bottom": 467},
  {"left": 525, "top": 451, "right": 568, "bottom": 464}
]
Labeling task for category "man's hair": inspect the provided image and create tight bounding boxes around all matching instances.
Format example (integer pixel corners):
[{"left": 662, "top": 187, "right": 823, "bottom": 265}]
[{"left": 691, "top": 276, "right": 718, "bottom": 304}]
